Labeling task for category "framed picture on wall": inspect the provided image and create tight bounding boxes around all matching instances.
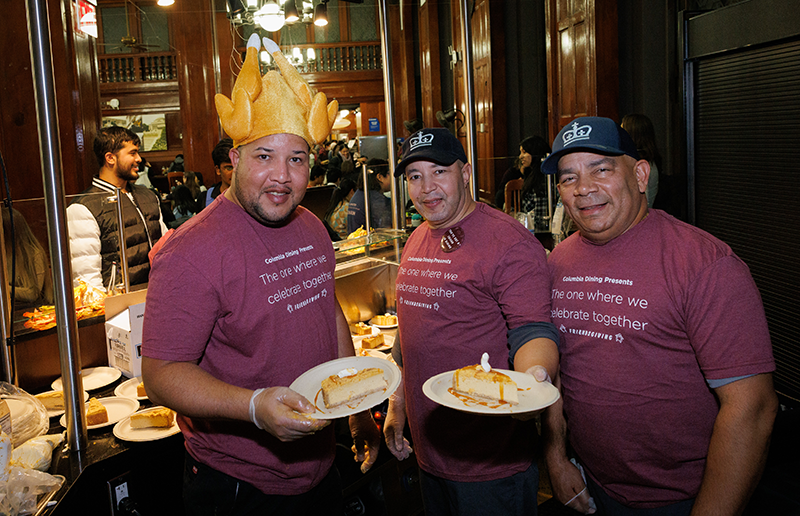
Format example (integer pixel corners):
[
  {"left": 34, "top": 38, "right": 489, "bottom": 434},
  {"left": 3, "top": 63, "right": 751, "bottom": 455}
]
[{"left": 101, "top": 114, "right": 167, "bottom": 151}]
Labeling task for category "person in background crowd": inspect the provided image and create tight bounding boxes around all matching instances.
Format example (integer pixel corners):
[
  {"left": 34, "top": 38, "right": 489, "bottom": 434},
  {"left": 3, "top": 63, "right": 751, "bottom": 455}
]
[
  {"left": 346, "top": 158, "right": 392, "bottom": 233},
  {"left": 324, "top": 178, "right": 356, "bottom": 239},
  {"left": 495, "top": 136, "right": 554, "bottom": 232},
  {"left": 135, "top": 158, "right": 154, "bottom": 189},
  {"left": 329, "top": 142, "right": 355, "bottom": 180},
  {"left": 2, "top": 207, "right": 53, "bottom": 308},
  {"left": 519, "top": 136, "right": 556, "bottom": 233},
  {"left": 308, "top": 164, "right": 326, "bottom": 187},
  {"left": 325, "top": 166, "right": 343, "bottom": 187},
  {"left": 168, "top": 185, "right": 197, "bottom": 229},
  {"left": 167, "top": 153, "right": 185, "bottom": 173},
  {"left": 204, "top": 138, "right": 234, "bottom": 210},
  {"left": 141, "top": 33, "right": 379, "bottom": 516},
  {"left": 541, "top": 116, "right": 777, "bottom": 515},
  {"left": 67, "top": 126, "right": 167, "bottom": 291},
  {"left": 621, "top": 114, "right": 661, "bottom": 209},
  {"left": 384, "top": 127, "right": 559, "bottom": 516},
  {"left": 182, "top": 171, "right": 205, "bottom": 212}
]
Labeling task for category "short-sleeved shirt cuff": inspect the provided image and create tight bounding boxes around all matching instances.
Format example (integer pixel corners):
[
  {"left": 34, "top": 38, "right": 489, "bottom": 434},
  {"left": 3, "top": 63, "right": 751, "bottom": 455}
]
[{"left": 508, "top": 322, "right": 560, "bottom": 367}]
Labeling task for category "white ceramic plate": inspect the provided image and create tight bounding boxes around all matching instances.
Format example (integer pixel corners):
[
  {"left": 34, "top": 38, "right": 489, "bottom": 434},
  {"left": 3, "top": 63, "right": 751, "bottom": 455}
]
[
  {"left": 51, "top": 366, "right": 122, "bottom": 392},
  {"left": 113, "top": 406, "right": 181, "bottom": 442},
  {"left": 354, "top": 332, "right": 393, "bottom": 353},
  {"left": 34, "top": 390, "right": 90, "bottom": 418},
  {"left": 289, "top": 356, "right": 401, "bottom": 420},
  {"left": 369, "top": 318, "right": 398, "bottom": 329},
  {"left": 114, "top": 376, "right": 147, "bottom": 401},
  {"left": 422, "top": 369, "right": 560, "bottom": 415},
  {"left": 59, "top": 396, "right": 139, "bottom": 430},
  {"left": 351, "top": 324, "right": 379, "bottom": 340},
  {"left": 355, "top": 348, "right": 390, "bottom": 360}
]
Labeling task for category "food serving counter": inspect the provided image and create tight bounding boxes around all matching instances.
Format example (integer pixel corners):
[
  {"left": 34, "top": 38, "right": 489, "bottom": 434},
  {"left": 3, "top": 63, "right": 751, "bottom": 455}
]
[{"left": 14, "top": 228, "right": 420, "bottom": 516}]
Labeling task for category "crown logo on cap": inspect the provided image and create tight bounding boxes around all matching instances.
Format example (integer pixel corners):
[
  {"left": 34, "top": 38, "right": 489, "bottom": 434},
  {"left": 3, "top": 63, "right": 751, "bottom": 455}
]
[
  {"left": 562, "top": 122, "right": 592, "bottom": 147},
  {"left": 409, "top": 131, "right": 435, "bottom": 151}
]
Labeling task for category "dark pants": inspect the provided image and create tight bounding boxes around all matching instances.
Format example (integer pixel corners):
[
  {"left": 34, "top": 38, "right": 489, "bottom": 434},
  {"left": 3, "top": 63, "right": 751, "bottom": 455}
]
[
  {"left": 586, "top": 475, "right": 694, "bottom": 516},
  {"left": 419, "top": 462, "right": 539, "bottom": 516},
  {"left": 183, "top": 452, "right": 343, "bottom": 516}
]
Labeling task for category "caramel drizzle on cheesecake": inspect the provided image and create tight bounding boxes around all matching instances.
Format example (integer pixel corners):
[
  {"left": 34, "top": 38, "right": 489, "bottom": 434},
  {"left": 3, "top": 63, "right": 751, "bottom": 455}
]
[
  {"left": 447, "top": 387, "right": 516, "bottom": 409},
  {"left": 314, "top": 386, "right": 388, "bottom": 413}
]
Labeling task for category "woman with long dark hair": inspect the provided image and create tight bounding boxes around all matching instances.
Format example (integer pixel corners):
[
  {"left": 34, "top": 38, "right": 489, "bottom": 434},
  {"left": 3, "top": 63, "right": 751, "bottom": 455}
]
[
  {"left": 324, "top": 178, "right": 356, "bottom": 239},
  {"left": 517, "top": 136, "right": 553, "bottom": 233},
  {"left": 3, "top": 207, "right": 53, "bottom": 307}
]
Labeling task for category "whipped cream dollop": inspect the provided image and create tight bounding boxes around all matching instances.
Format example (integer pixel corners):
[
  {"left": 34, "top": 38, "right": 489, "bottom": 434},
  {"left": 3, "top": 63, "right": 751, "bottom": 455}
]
[
  {"left": 480, "top": 352, "right": 491, "bottom": 373},
  {"left": 337, "top": 368, "right": 358, "bottom": 378}
]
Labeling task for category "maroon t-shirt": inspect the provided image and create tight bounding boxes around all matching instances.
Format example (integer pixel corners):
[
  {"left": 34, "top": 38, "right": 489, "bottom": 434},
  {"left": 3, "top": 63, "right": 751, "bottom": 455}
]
[
  {"left": 549, "top": 209, "right": 775, "bottom": 507},
  {"left": 397, "top": 202, "right": 552, "bottom": 482},
  {"left": 142, "top": 197, "right": 338, "bottom": 495}
]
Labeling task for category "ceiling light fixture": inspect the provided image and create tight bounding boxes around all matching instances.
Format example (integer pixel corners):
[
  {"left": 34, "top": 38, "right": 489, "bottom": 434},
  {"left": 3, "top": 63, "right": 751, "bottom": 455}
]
[
  {"left": 255, "top": 0, "right": 285, "bottom": 32},
  {"left": 284, "top": 0, "right": 300, "bottom": 22},
  {"left": 313, "top": 1, "right": 328, "bottom": 27},
  {"left": 157, "top": 0, "right": 174, "bottom": 6}
]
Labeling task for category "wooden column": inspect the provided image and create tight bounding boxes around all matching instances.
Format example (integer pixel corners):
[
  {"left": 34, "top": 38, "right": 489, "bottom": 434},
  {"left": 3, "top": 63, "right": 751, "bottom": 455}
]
[{"left": 545, "top": 0, "right": 619, "bottom": 141}]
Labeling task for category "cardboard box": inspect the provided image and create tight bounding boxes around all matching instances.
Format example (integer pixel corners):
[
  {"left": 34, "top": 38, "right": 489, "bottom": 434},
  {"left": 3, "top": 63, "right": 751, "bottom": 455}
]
[{"left": 104, "top": 289, "right": 147, "bottom": 379}]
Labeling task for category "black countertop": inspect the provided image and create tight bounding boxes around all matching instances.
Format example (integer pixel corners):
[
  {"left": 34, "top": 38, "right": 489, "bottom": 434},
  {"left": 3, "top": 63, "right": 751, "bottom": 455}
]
[{"left": 41, "top": 376, "right": 185, "bottom": 515}]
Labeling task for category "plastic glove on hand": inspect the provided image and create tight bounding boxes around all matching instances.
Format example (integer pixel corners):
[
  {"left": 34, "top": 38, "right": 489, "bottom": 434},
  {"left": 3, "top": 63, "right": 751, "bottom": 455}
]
[
  {"left": 253, "top": 387, "right": 329, "bottom": 442},
  {"left": 349, "top": 411, "right": 380, "bottom": 473}
]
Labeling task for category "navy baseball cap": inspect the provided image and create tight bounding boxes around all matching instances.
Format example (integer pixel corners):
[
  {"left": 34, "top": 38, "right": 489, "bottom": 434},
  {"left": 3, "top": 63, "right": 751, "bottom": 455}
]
[
  {"left": 541, "top": 117, "right": 640, "bottom": 175},
  {"left": 395, "top": 128, "right": 468, "bottom": 177}
]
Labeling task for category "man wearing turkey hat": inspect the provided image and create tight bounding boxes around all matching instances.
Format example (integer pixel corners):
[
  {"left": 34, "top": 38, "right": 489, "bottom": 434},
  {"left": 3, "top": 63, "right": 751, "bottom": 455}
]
[
  {"left": 383, "top": 128, "right": 559, "bottom": 515},
  {"left": 541, "top": 117, "right": 777, "bottom": 515},
  {"left": 142, "top": 34, "right": 379, "bottom": 515}
]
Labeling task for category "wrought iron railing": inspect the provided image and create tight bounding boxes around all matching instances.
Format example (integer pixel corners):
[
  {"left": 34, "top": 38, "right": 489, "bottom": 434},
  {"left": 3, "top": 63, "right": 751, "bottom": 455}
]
[
  {"left": 271, "top": 42, "right": 382, "bottom": 73},
  {"left": 98, "top": 41, "right": 381, "bottom": 84},
  {"left": 98, "top": 52, "right": 178, "bottom": 83}
]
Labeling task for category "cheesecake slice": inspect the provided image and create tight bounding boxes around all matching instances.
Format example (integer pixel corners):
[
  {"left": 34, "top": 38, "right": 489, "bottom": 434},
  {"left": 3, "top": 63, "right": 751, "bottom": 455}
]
[
  {"left": 130, "top": 407, "right": 175, "bottom": 429},
  {"left": 86, "top": 397, "right": 108, "bottom": 425},
  {"left": 352, "top": 322, "right": 373, "bottom": 336},
  {"left": 361, "top": 334, "right": 385, "bottom": 350},
  {"left": 35, "top": 391, "right": 64, "bottom": 411},
  {"left": 373, "top": 314, "right": 397, "bottom": 326},
  {"left": 452, "top": 364, "right": 519, "bottom": 404},
  {"left": 136, "top": 382, "right": 147, "bottom": 397},
  {"left": 321, "top": 368, "right": 388, "bottom": 409}
]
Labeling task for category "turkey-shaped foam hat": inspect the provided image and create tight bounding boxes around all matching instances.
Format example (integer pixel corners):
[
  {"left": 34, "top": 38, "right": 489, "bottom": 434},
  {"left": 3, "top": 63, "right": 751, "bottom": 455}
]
[{"left": 215, "top": 34, "right": 338, "bottom": 148}]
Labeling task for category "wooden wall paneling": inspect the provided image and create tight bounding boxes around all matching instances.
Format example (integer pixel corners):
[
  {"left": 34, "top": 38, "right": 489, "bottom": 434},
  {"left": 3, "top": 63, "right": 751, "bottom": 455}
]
[
  {"left": 546, "top": 0, "right": 618, "bottom": 142},
  {"left": 594, "top": 0, "right": 619, "bottom": 123},
  {"left": 0, "top": 0, "right": 101, "bottom": 202},
  {"left": 70, "top": 6, "right": 104, "bottom": 196},
  {"left": 390, "top": 0, "right": 417, "bottom": 138},
  {"left": 418, "top": 0, "right": 442, "bottom": 128},
  {"left": 172, "top": 0, "right": 220, "bottom": 175},
  {"left": 473, "top": 0, "right": 493, "bottom": 199},
  {"left": 359, "top": 101, "right": 387, "bottom": 137},
  {"left": 53, "top": 0, "right": 101, "bottom": 195},
  {"left": 306, "top": 70, "right": 386, "bottom": 104},
  {"left": 0, "top": 0, "right": 44, "bottom": 203}
]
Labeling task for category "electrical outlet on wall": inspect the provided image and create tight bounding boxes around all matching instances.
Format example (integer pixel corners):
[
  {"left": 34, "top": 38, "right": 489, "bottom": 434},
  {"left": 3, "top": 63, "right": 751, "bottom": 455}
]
[{"left": 107, "top": 472, "right": 131, "bottom": 515}]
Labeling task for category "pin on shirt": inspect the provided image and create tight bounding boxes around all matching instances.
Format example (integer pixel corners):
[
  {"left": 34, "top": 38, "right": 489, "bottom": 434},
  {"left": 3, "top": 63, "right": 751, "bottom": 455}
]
[{"left": 440, "top": 227, "right": 464, "bottom": 253}]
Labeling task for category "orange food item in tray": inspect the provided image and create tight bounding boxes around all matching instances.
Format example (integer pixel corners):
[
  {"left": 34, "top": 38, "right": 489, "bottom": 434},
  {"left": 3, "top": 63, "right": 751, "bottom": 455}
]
[{"left": 23, "top": 280, "right": 108, "bottom": 331}]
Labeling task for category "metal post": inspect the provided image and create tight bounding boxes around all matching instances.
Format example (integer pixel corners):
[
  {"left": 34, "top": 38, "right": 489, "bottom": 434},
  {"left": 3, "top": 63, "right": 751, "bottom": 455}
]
[
  {"left": 0, "top": 216, "right": 13, "bottom": 383},
  {"left": 113, "top": 189, "right": 129, "bottom": 293},
  {"left": 361, "top": 163, "right": 371, "bottom": 234},
  {"left": 458, "top": 0, "right": 478, "bottom": 199},
  {"left": 26, "top": 0, "right": 88, "bottom": 451},
  {"left": 377, "top": 0, "right": 401, "bottom": 229}
]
